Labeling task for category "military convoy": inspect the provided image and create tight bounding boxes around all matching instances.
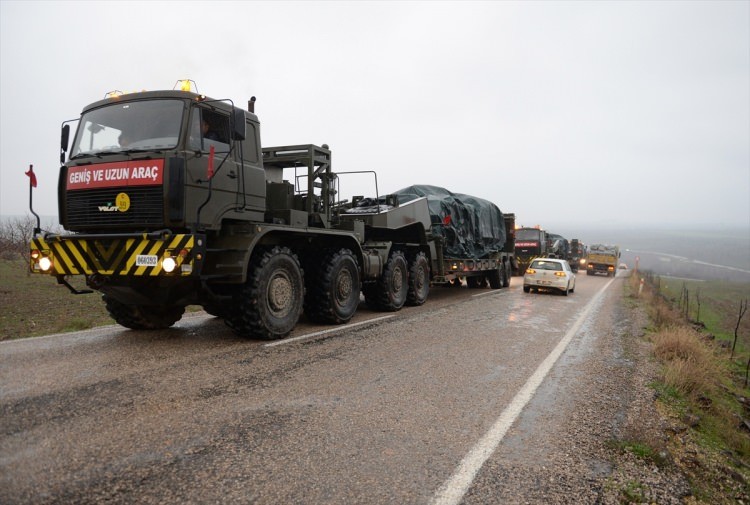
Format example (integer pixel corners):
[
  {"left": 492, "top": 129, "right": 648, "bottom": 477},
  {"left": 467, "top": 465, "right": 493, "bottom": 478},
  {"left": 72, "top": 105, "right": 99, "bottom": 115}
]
[{"left": 28, "top": 83, "right": 515, "bottom": 340}]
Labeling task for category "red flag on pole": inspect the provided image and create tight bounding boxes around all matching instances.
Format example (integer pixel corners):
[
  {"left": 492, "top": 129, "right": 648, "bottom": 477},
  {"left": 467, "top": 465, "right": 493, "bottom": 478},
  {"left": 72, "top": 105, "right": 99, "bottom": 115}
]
[
  {"left": 207, "top": 145, "right": 215, "bottom": 179},
  {"left": 25, "top": 164, "right": 37, "bottom": 188}
]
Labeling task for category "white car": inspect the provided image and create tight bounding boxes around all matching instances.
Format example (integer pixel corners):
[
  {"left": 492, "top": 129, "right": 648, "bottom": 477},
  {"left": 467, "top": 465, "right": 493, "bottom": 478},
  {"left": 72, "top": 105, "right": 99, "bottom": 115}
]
[{"left": 523, "top": 258, "right": 576, "bottom": 296}]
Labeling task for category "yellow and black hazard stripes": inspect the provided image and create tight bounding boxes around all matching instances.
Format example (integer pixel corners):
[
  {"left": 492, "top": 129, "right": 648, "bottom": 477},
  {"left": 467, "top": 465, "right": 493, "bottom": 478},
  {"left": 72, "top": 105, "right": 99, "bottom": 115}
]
[{"left": 30, "top": 234, "right": 201, "bottom": 276}]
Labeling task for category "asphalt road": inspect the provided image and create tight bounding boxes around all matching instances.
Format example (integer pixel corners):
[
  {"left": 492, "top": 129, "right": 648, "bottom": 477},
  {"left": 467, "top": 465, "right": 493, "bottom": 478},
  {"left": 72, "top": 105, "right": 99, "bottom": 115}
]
[{"left": 1, "top": 271, "right": 628, "bottom": 504}]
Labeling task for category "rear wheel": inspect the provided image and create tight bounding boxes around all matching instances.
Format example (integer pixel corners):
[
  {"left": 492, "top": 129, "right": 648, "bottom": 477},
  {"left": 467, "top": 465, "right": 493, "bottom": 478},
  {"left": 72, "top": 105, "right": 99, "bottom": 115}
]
[
  {"left": 523, "top": 285, "right": 530, "bottom": 293},
  {"left": 364, "top": 250, "right": 408, "bottom": 311},
  {"left": 227, "top": 246, "right": 304, "bottom": 340},
  {"left": 502, "top": 262, "right": 511, "bottom": 287},
  {"left": 406, "top": 251, "right": 430, "bottom": 306},
  {"left": 488, "top": 265, "right": 502, "bottom": 289},
  {"left": 466, "top": 276, "right": 483, "bottom": 289},
  {"left": 562, "top": 282, "right": 569, "bottom": 296},
  {"left": 305, "top": 248, "right": 360, "bottom": 324},
  {"left": 103, "top": 295, "right": 184, "bottom": 330}
]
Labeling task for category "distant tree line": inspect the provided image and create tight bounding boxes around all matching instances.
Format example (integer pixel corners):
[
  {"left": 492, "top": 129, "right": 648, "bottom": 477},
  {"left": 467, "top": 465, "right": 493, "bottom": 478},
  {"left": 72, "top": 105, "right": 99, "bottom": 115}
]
[{"left": 0, "top": 215, "right": 61, "bottom": 262}]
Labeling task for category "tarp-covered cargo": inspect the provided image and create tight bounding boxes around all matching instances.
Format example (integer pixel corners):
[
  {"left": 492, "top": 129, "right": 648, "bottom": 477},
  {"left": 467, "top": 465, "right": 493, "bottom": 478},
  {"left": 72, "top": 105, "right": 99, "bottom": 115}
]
[{"left": 391, "top": 185, "right": 506, "bottom": 259}]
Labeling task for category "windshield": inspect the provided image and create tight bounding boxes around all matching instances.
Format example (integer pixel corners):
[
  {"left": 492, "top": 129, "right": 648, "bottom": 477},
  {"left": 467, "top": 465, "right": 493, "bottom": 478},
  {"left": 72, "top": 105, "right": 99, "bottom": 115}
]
[
  {"left": 515, "top": 229, "right": 541, "bottom": 241},
  {"left": 530, "top": 260, "right": 563, "bottom": 271},
  {"left": 70, "top": 99, "right": 184, "bottom": 157}
]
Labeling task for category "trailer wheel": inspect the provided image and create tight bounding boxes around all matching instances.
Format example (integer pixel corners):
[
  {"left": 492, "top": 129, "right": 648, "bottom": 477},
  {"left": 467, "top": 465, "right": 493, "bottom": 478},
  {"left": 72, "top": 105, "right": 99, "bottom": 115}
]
[
  {"left": 466, "top": 276, "right": 483, "bottom": 289},
  {"left": 305, "top": 248, "right": 360, "bottom": 324},
  {"left": 103, "top": 295, "right": 185, "bottom": 330},
  {"left": 488, "top": 264, "right": 503, "bottom": 289},
  {"left": 406, "top": 251, "right": 430, "bottom": 306},
  {"left": 364, "top": 250, "right": 408, "bottom": 311},
  {"left": 502, "top": 262, "right": 512, "bottom": 288},
  {"left": 229, "top": 246, "right": 304, "bottom": 340}
]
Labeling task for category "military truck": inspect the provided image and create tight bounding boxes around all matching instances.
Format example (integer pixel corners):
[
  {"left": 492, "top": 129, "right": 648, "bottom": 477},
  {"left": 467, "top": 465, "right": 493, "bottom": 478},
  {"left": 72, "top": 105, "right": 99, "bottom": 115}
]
[
  {"left": 569, "top": 239, "right": 586, "bottom": 272},
  {"left": 28, "top": 83, "right": 513, "bottom": 339},
  {"left": 546, "top": 233, "right": 570, "bottom": 261},
  {"left": 586, "top": 244, "right": 620, "bottom": 276},
  {"left": 513, "top": 226, "right": 549, "bottom": 275}
]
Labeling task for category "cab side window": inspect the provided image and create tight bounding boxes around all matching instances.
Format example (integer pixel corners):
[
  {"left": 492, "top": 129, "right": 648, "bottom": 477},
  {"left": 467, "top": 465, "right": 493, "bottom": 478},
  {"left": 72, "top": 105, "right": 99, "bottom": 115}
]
[{"left": 188, "top": 108, "right": 230, "bottom": 151}]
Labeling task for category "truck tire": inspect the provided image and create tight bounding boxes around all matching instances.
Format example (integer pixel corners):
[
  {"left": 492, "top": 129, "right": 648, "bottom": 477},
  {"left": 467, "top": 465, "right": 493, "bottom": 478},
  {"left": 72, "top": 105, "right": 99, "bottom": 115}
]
[
  {"left": 502, "top": 262, "right": 512, "bottom": 288},
  {"left": 364, "top": 250, "right": 408, "bottom": 311},
  {"left": 103, "top": 295, "right": 184, "bottom": 330},
  {"left": 228, "top": 246, "right": 304, "bottom": 340},
  {"left": 305, "top": 248, "right": 360, "bottom": 324},
  {"left": 406, "top": 251, "right": 430, "bottom": 306},
  {"left": 466, "top": 276, "right": 483, "bottom": 289},
  {"left": 488, "top": 265, "right": 503, "bottom": 289}
]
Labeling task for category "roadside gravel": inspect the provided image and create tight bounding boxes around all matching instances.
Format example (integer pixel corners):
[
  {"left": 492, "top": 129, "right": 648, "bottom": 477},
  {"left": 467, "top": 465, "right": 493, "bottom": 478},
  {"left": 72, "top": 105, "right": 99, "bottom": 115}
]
[{"left": 463, "top": 282, "right": 694, "bottom": 504}]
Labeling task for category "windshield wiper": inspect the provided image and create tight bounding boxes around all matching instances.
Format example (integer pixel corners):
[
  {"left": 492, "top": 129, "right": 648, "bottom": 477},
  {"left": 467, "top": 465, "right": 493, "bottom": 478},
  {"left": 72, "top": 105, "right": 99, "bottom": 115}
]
[{"left": 70, "top": 152, "right": 102, "bottom": 160}]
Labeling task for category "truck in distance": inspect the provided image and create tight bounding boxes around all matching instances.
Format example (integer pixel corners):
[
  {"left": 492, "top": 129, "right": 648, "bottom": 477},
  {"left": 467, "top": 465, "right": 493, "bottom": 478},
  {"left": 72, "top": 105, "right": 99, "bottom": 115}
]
[
  {"left": 513, "top": 226, "right": 548, "bottom": 275},
  {"left": 586, "top": 244, "right": 620, "bottom": 276}
]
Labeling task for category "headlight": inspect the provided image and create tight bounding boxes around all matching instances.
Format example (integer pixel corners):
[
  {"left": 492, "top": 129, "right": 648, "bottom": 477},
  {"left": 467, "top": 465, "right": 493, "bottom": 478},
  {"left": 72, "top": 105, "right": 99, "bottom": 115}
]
[
  {"left": 38, "top": 256, "right": 53, "bottom": 272},
  {"left": 162, "top": 256, "right": 177, "bottom": 273}
]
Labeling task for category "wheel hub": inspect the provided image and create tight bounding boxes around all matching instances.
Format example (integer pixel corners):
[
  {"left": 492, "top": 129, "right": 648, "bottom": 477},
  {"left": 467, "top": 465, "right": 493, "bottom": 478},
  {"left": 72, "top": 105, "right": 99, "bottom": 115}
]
[
  {"left": 268, "top": 274, "right": 292, "bottom": 313},
  {"left": 336, "top": 271, "right": 353, "bottom": 302}
]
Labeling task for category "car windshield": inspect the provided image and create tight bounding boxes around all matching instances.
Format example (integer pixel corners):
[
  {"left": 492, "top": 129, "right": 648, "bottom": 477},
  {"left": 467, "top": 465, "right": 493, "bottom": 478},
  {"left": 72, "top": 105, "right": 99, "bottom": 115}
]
[
  {"left": 530, "top": 260, "right": 562, "bottom": 271},
  {"left": 70, "top": 99, "right": 184, "bottom": 157}
]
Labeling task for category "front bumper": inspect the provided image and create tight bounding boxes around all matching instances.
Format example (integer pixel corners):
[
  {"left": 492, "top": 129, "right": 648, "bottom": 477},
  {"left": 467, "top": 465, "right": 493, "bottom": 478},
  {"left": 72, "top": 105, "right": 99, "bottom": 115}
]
[{"left": 30, "top": 231, "right": 206, "bottom": 277}]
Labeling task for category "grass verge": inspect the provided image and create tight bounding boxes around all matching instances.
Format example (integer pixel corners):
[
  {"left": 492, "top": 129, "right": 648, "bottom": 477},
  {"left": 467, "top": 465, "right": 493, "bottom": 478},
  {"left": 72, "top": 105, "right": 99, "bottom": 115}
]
[{"left": 630, "top": 272, "right": 750, "bottom": 503}]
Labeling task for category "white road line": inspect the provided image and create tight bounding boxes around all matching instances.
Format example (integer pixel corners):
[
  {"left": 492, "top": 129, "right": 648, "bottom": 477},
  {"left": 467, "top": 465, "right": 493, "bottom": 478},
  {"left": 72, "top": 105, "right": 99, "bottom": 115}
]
[
  {"left": 430, "top": 278, "right": 616, "bottom": 505},
  {"left": 471, "top": 289, "right": 508, "bottom": 298},
  {"left": 264, "top": 315, "right": 396, "bottom": 348}
]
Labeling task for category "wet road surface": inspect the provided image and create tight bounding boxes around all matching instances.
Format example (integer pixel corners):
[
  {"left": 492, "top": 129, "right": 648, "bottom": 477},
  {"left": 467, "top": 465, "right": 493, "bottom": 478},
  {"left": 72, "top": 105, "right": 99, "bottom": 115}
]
[{"left": 1, "top": 272, "right": 626, "bottom": 504}]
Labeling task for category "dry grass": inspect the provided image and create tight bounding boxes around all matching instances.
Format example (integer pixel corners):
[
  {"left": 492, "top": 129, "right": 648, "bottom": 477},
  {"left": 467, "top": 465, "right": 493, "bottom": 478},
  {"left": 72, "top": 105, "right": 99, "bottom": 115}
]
[
  {"left": 629, "top": 272, "right": 750, "bottom": 502},
  {"left": 652, "top": 326, "right": 718, "bottom": 398}
]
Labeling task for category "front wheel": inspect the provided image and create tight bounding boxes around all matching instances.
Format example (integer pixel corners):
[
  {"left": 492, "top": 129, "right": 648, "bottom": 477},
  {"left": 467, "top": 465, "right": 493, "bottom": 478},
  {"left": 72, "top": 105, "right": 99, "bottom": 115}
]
[
  {"left": 103, "top": 295, "right": 184, "bottom": 330},
  {"left": 227, "top": 246, "right": 304, "bottom": 340}
]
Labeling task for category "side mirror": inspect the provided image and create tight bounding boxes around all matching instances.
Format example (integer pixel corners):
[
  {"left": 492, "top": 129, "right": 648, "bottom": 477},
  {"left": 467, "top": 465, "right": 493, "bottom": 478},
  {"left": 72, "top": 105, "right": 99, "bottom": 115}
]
[
  {"left": 60, "top": 124, "right": 70, "bottom": 164},
  {"left": 231, "top": 107, "right": 246, "bottom": 141}
]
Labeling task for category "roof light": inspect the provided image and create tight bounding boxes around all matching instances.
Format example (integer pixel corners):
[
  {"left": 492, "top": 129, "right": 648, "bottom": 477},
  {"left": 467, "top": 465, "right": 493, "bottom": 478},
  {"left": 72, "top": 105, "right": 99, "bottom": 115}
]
[
  {"left": 175, "top": 79, "right": 198, "bottom": 93},
  {"left": 105, "top": 90, "right": 124, "bottom": 99}
]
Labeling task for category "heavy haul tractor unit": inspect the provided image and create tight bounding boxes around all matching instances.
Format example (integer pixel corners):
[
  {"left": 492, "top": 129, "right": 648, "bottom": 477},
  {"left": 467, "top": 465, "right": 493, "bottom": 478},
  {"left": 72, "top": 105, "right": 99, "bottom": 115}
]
[
  {"left": 569, "top": 239, "right": 586, "bottom": 272},
  {"left": 29, "top": 83, "right": 513, "bottom": 340},
  {"left": 586, "top": 244, "right": 620, "bottom": 276},
  {"left": 513, "top": 226, "right": 548, "bottom": 275}
]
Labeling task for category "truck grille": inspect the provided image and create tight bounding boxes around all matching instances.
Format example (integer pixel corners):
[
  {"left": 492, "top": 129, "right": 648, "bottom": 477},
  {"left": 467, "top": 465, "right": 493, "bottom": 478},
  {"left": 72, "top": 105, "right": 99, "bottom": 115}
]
[{"left": 66, "top": 187, "right": 164, "bottom": 229}]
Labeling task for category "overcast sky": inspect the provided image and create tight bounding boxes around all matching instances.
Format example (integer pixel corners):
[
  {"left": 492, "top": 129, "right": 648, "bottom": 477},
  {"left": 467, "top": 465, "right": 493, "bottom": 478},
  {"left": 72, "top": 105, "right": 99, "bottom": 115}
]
[{"left": 1, "top": 0, "right": 748, "bottom": 230}]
